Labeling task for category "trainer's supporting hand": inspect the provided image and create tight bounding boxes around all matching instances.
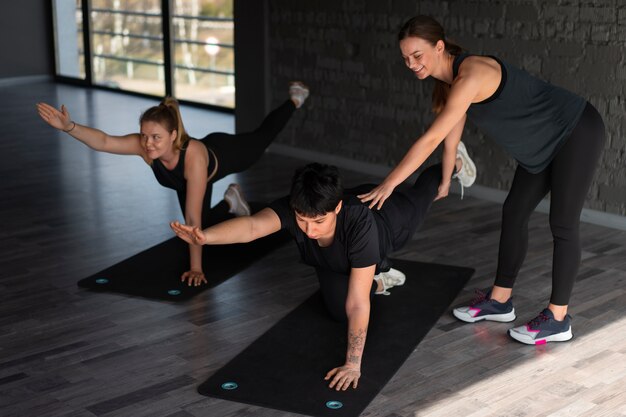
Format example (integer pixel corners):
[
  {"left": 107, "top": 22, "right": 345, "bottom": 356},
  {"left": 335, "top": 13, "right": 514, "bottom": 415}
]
[
  {"left": 36, "top": 102, "right": 73, "bottom": 131},
  {"left": 170, "top": 221, "right": 207, "bottom": 245},
  {"left": 357, "top": 181, "right": 396, "bottom": 210},
  {"left": 324, "top": 364, "right": 361, "bottom": 391}
]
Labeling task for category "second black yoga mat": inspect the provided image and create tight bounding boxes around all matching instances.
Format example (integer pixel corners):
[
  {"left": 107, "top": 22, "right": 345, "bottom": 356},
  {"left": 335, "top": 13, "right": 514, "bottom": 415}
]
[
  {"left": 198, "top": 259, "right": 474, "bottom": 417},
  {"left": 77, "top": 203, "right": 290, "bottom": 301}
]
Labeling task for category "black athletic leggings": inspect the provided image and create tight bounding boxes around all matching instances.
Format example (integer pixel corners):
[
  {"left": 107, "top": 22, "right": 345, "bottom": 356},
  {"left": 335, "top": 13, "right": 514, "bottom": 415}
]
[
  {"left": 318, "top": 164, "right": 443, "bottom": 322},
  {"left": 176, "top": 100, "right": 296, "bottom": 226},
  {"left": 495, "top": 102, "right": 606, "bottom": 305}
]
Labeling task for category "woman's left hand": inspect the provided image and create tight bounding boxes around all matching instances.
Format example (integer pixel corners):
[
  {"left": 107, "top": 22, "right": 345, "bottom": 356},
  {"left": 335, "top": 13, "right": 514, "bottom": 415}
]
[
  {"left": 181, "top": 270, "right": 207, "bottom": 286},
  {"left": 324, "top": 364, "right": 361, "bottom": 390},
  {"left": 434, "top": 180, "right": 451, "bottom": 201},
  {"left": 357, "top": 181, "right": 397, "bottom": 210}
]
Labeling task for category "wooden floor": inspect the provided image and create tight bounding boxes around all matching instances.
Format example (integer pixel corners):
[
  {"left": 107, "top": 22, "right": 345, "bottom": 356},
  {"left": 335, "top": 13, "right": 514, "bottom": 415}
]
[{"left": 1, "top": 82, "right": 625, "bottom": 417}]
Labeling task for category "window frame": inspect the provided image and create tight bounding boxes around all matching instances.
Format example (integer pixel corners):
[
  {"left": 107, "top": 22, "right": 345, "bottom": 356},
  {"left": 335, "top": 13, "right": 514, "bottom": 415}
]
[{"left": 51, "top": 0, "right": 234, "bottom": 114}]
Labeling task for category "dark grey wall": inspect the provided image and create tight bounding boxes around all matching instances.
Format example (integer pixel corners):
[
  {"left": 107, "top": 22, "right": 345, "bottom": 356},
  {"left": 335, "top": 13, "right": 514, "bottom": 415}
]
[
  {"left": 0, "top": 0, "right": 53, "bottom": 79},
  {"left": 266, "top": 0, "right": 626, "bottom": 215}
]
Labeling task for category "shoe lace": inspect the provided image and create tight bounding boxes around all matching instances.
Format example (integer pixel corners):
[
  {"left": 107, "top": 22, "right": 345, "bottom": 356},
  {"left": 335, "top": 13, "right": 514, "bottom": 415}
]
[
  {"left": 470, "top": 289, "right": 488, "bottom": 306},
  {"left": 528, "top": 312, "right": 550, "bottom": 328}
]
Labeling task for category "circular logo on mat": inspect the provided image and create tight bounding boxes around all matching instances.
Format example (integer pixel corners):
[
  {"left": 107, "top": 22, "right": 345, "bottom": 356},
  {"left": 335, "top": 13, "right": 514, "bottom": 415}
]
[
  {"left": 326, "top": 400, "right": 343, "bottom": 409},
  {"left": 221, "top": 382, "right": 238, "bottom": 390},
  {"left": 95, "top": 278, "right": 109, "bottom": 284},
  {"left": 167, "top": 289, "right": 181, "bottom": 296}
]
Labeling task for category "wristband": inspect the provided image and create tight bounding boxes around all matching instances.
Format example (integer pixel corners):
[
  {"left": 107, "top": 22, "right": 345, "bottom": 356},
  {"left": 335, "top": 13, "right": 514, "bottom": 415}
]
[{"left": 63, "top": 121, "right": 76, "bottom": 133}]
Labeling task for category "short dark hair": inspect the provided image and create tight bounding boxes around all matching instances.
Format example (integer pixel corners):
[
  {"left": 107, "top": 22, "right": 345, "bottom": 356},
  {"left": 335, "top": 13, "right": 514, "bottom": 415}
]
[{"left": 289, "top": 163, "right": 343, "bottom": 217}]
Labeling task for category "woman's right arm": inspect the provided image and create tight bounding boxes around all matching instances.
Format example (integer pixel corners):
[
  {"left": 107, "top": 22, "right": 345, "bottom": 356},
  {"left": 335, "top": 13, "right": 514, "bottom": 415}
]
[
  {"left": 171, "top": 207, "right": 282, "bottom": 246},
  {"left": 36, "top": 102, "right": 144, "bottom": 156},
  {"left": 358, "top": 71, "right": 483, "bottom": 209}
]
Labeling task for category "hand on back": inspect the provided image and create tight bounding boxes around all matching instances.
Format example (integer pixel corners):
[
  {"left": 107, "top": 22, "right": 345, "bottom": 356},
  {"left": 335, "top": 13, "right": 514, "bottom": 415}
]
[{"left": 357, "top": 181, "right": 397, "bottom": 210}]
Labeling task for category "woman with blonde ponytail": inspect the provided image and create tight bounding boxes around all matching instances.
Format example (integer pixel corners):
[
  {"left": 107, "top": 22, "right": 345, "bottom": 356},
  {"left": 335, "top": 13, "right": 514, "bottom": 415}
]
[
  {"left": 359, "top": 15, "right": 605, "bottom": 346},
  {"left": 36, "top": 81, "right": 310, "bottom": 286}
]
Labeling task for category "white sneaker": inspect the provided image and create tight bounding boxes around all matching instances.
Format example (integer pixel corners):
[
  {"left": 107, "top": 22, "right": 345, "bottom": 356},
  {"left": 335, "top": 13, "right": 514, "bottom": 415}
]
[
  {"left": 289, "top": 81, "right": 309, "bottom": 108},
  {"left": 374, "top": 268, "right": 406, "bottom": 295},
  {"left": 452, "top": 141, "right": 477, "bottom": 199},
  {"left": 224, "top": 183, "right": 251, "bottom": 217}
]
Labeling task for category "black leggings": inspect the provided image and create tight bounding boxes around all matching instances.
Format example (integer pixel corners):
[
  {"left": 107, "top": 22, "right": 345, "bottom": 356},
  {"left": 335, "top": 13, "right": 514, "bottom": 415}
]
[
  {"left": 495, "top": 102, "right": 605, "bottom": 305},
  {"left": 177, "top": 100, "right": 296, "bottom": 226},
  {"left": 318, "top": 164, "right": 443, "bottom": 322}
]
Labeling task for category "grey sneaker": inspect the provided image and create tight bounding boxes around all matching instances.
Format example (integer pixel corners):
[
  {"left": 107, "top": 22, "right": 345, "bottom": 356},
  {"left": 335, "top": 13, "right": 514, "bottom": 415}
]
[
  {"left": 453, "top": 141, "right": 476, "bottom": 198},
  {"left": 453, "top": 289, "right": 516, "bottom": 323},
  {"left": 374, "top": 268, "right": 406, "bottom": 295},
  {"left": 509, "top": 309, "right": 573, "bottom": 345},
  {"left": 289, "top": 81, "right": 309, "bottom": 108},
  {"left": 224, "top": 183, "right": 251, "bottom": 217}
]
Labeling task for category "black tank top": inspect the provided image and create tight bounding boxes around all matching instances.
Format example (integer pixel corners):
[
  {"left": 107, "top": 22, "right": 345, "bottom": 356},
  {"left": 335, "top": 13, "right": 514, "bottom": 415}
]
[
  {"left": 150, "top": 139, "right": 217, "bottom": 192},
  {"left": 453, "top": 53, "right": 587, "bottom": 173}
]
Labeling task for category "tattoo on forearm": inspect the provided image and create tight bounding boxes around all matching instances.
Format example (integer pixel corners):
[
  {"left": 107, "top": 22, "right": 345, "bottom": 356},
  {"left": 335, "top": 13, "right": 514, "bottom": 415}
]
[
  {"left": 348, "top": 327, "right": 367, "bottom": 356},
  {"left": 348, "top": 354, "right": 360, "bottom": 364}
]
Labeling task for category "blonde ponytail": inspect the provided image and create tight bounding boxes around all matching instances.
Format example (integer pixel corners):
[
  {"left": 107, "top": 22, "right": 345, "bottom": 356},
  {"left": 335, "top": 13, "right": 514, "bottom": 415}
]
[{"left": 160, "top": 97, "right": 190, "bottom": 151}]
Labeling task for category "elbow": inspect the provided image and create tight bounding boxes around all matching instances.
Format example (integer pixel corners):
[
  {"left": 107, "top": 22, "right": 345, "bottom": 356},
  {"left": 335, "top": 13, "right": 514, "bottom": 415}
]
[
  {"left": 427, "top": 133, "right": 446, "bottom": 150},
  {"left": 345, "top": 300, "right": 370, "bottom": 320},
  {"left": 247, "top": 218, "right": 263, "bottom": 242}
]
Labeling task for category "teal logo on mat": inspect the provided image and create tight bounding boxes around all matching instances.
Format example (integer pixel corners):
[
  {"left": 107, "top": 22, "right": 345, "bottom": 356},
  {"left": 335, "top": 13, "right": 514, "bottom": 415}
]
[
  {"left": 326, "top": 400, "right": 343, "bottom": 409},
  {"left": 95, "top": 278, "right": 109, "bottom": 284},
  {"left": 167, "top": 289, "right": 181, "bottom": 296},
  {"left": 221, "top": 382, "right": 238, "bottom": 390}
]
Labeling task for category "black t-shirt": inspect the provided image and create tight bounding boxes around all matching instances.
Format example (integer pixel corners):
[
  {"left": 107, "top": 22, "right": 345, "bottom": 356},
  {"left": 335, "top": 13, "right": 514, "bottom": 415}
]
[{"left": 269, "top": 195, "right": 395, "bottom": 275}]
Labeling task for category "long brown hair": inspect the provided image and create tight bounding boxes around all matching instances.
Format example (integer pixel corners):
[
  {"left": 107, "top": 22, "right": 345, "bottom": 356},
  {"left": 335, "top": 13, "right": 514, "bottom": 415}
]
[
  {"left": 398, "top": 15, "right": 464, "bottom": 114},
  {"left": 139, "top": 97, "right": 190, "bottom": 151}
]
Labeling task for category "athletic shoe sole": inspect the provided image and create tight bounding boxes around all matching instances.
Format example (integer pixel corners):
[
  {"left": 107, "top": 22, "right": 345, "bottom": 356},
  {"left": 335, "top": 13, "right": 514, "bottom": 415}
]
[
  {"left": 453, "top": 307, "right": 516, "bottom": 323},
  {"left": 508, "top": 326, "right": 573, "bottom": 345},
  {"left": 455, "top": 142, "right": 477, "bottom": 187},
  {"left": 289, "top": 82, "right": 310, "bottom": 108},
  {"left": 383, "top": 268, "right": 406, "bottom": 286},
  {"left": 224, "top": 184, "right": 251, "bottom": 216}
]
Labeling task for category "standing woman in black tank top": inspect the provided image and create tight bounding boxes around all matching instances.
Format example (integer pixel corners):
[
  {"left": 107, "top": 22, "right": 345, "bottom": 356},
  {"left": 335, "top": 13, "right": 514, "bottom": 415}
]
[
  {"left": 359, "top": 15, "right": 605, "bottom": 345},
  {"left": 36, "top": 82, "right": 310, "bottom": 287}
]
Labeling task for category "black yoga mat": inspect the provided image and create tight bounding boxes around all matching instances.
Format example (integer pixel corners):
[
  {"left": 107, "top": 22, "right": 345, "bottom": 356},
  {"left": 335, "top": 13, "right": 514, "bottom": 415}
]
[
  {"left": 198, "top": 259, "right": 474, "bottom": 417},
  {"left": 77, "top": 202, "right": 290, "bottom": 301}
]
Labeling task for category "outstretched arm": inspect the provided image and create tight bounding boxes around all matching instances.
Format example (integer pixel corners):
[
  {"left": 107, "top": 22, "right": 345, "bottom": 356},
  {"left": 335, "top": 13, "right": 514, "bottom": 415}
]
[
  {"left": 325, "top": 265, "right": 376, "bottom": 391},
  {"left": 171, "top": 207, "right": 282, "bottom": 246},
  {"left": 36, "top": 102, "right": 144, "bottom": 156},
  {"left": 435, "top": 114, "right": 466, "bottom": 201},
  {"left": 358, "top": 72, "right": 480, "bottom": 210}
]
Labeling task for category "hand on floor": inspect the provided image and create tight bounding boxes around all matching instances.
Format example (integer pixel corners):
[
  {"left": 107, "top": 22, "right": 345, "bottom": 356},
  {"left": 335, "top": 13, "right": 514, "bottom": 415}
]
[
  {"left": 181, "top": 270, "right": 207, "bottom": 286},
  {"left": 325, "top": 364, "right": 361, "bottom": 391}
]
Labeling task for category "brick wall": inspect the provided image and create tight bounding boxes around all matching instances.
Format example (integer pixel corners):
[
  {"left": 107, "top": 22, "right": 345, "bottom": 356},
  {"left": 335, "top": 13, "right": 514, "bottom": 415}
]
[{"left": 267, "top": 0, "right": 626, "bottom": 215}]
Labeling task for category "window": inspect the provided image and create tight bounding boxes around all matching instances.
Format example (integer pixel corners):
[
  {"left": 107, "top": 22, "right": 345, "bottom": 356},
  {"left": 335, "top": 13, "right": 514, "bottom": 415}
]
[
  {"left": 91, "top": 0, "right": 165, "bottom": 96},
  {"left": 52, "top": 0, "right": 86, "bottom": 79},
  {"left": 172, "top": 0, "right": 235, "bottom": 108},
  {"left": 53, "top": 0, "right": 234, "bottom": 110}
]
